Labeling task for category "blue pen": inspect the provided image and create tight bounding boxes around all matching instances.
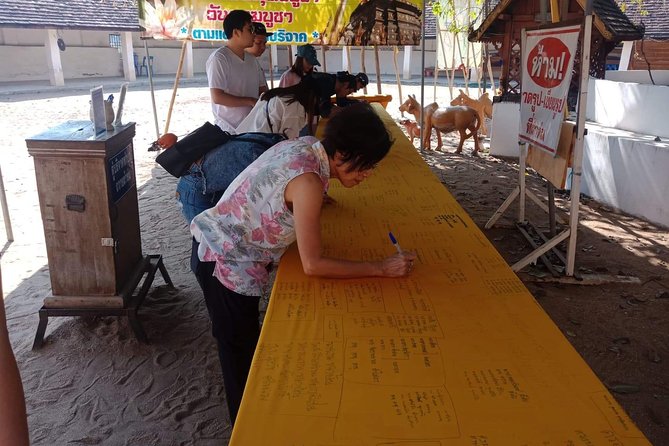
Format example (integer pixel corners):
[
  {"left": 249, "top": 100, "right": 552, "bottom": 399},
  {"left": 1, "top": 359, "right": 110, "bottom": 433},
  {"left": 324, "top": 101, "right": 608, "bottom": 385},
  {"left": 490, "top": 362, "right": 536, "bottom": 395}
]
[{"left": 388, "top": 232, "right": 402, "bottom": 254}]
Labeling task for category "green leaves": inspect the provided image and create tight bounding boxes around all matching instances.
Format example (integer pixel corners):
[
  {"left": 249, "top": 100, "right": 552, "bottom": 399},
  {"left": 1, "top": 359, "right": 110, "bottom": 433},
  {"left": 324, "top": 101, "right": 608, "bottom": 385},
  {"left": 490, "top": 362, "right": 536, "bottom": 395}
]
[{"left": 430, "top": 0, "right": 484, "bottom": 34}]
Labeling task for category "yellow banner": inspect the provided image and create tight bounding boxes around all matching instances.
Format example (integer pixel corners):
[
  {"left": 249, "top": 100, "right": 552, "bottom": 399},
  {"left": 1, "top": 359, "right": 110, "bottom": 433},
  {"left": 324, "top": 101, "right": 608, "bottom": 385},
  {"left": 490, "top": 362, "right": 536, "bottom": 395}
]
[
  {"left": 229, "top": 106, "right": 651, "bottom": 445},
  {"left": 138, "top": 0, "right": 423, "bottom": 45}
]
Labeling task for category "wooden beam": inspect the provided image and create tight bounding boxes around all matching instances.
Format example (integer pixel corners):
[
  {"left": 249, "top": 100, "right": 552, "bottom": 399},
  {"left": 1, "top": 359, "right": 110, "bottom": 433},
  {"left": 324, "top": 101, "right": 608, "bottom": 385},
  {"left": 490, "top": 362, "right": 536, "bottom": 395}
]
[
  {"left": 470, "top": 0, "right": 514, "bottom": 42},
  {"left": 574, "top": 0, "right": 614, "bottom": 40},
  {"left": 550, "top": 0, "right": 561, "bottom": 22}
]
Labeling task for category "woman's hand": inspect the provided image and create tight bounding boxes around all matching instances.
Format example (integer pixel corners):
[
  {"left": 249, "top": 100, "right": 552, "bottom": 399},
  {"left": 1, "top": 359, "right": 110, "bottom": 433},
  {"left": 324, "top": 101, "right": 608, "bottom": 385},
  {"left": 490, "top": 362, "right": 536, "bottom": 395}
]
[{"left": 380, "top": 252, "right": 417, "bottom": 277}]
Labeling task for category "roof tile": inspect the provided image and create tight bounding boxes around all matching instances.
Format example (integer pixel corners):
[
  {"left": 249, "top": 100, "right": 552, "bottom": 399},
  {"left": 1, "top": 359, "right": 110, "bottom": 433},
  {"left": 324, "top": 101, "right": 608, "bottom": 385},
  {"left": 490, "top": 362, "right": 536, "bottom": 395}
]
[
  {"left": 0, "top": 0, "right": 140, "bottom": 31},
  {"left": 618, "top": 0, "right": 669, "bottom": 40}
]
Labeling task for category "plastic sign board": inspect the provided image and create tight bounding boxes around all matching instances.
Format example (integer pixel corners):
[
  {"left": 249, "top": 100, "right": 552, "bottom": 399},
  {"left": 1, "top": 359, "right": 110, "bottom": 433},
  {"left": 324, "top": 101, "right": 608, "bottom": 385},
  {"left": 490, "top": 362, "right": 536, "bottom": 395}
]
[
  {"left": 137, "top": 0, "right": 423, "bottom": 46},
  {"left": 519, "top": 25, "right": 580, "bottom": 156},
  {"left": 90, "top": 86, "right": 106, "bottom": 136}
]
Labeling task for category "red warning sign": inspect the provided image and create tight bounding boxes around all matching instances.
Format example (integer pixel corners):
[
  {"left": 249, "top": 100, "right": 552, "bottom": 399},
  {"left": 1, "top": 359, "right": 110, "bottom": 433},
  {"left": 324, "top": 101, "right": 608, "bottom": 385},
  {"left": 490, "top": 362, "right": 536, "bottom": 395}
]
[{"left": 526, "top": 37, "right": 572, "bottom": 89}]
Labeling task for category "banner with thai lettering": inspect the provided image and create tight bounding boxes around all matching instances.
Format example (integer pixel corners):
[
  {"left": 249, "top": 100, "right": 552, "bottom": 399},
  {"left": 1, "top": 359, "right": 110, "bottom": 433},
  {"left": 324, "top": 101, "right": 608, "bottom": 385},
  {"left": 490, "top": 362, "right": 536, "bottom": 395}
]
[
  {"left": 138, "top": 0, "right": 423, "bottom": 46},
  {"left": 519, "top": 25, "right": 580, "bottom": 156}
]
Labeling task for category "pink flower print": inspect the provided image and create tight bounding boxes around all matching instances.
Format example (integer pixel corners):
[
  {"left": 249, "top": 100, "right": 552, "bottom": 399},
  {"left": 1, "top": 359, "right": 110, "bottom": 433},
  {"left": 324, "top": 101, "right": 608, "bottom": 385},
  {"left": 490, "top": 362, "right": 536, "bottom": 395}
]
[
  {"left": 251, "top": 227, "right": 264, "bottom": 242},
  {"left": 251, "top": 213, "right": 284, "bottom": 244},
  {"left": 288, "top": 154, "right": 317, "bottom": 171},
  {"left": 261, "top": 213, "right": 283, "bottom": 244},
  {"left": 214, "top": 262, "right": 236, "bottom": 289},
  {"left": 221, "top": 240, "right": 235, "bottom": 254},
  {"left": 216, "top": 187, "right": 249, "bottom": 218},
  {"left": 201, "top": 247, "right": 217, "bottom": 262},
  {"left": 246, "top": 263, "right": 268, "bottom": 283}
]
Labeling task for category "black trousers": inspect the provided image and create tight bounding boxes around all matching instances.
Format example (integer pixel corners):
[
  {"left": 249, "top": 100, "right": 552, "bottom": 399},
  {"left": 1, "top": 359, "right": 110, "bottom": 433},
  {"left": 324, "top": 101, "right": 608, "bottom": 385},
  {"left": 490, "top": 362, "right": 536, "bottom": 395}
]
[{"left": 191, "top": 239, "right": 260, "bottom": 426}]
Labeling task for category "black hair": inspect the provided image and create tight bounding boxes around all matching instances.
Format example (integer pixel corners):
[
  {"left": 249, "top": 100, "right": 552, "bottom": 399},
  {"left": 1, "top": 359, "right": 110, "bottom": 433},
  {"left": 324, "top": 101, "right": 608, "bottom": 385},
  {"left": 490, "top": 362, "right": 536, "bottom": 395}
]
[
  {"left": 336, "top": 71, "right": 357, "bottom": 89},
  {"left": 321, "top": 102, "right": 393, "bottom": 172},
  {"left": 289, "top": 56, "right": 307, "bottom": 77},
  {"left": 260, "top": 80, "right": 320, "bottom": 134},
  {"left": 223, "top": 10, "right": 252, "bottom": 39}
]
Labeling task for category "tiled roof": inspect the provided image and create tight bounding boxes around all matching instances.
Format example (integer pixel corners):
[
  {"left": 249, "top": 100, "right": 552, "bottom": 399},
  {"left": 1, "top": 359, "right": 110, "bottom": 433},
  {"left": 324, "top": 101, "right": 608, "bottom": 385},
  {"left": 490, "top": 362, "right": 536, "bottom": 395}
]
[
  {"left": 593, "top": 0, "right": 644, "bottom": 40},
  {"left": 0, "top": 0, "right": 140, "bottom": 31},
  {"left": 470, "top": 0, "right": 643, "bottom": 41},
  {"left": 619, "top": 0, "right": 669, "bottom": 40}
]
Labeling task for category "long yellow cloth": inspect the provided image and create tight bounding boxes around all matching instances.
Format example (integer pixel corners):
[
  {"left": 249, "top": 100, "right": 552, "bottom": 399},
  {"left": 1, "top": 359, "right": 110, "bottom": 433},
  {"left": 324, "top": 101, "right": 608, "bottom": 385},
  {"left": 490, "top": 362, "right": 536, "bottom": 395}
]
[{"left": 230, "top": 106, "right": 649, "bottom": 445}]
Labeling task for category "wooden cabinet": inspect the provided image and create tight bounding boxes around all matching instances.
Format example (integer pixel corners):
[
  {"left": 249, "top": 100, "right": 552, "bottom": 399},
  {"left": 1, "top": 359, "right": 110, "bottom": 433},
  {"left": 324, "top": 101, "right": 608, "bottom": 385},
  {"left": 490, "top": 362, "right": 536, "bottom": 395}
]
[{"left": 26, "top": 121, "right": 142, "bottom": 308}]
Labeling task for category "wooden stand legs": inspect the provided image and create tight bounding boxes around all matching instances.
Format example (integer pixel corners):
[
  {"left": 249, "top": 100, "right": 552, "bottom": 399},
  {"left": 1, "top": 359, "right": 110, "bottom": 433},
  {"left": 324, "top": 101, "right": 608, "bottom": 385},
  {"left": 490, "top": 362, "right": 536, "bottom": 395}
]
[{"left": 32, "top": 255, "right": 173, "bottom": 349}]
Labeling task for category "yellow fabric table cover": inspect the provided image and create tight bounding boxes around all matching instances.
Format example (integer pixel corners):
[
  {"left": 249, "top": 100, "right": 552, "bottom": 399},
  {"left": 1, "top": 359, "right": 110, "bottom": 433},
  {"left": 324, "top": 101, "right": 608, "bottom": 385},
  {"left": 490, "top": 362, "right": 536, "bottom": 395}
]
[{"left": 230, "top": 105, "right": 649, "bottom": 445}]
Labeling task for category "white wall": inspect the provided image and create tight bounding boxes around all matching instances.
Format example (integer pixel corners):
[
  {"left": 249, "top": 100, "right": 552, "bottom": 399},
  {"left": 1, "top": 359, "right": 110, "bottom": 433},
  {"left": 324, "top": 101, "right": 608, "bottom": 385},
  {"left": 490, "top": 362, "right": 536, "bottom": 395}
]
[
  {"left": 581, "top": 79, "right": 669, "bottom": 227},
  {"left": 61, "top": 47, "right": 123, "bottom": 78},
  {"left": 439, "top": 78, "right": 669, "bottom": 227},
  {"left": 489, "top": 102, "right": 521, "bottom": 157},
  {"left": 582, "top": 123, "right": 669, "bottom": 227},
  {"left": 0, "top": 45, "right": 124, "bottom": 80},
  {"left": 605, "top": 69, "right": 669, "bottom": 86},
  {"left": 0, "top": 45, "right": 48, "bottom": 80},
  {"left": 0, "top": 26, "right": 440, "bottom": 82},
  {"left": 586, "top": 78, "right": 669, "bottom": 138}
]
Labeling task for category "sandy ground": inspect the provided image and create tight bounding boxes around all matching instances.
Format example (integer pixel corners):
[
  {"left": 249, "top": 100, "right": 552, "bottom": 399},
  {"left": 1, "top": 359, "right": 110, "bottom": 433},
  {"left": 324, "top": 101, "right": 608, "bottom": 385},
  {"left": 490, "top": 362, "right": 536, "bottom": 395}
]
[{"left": 0, "top": 80, "right": 667, "bottom": 445}]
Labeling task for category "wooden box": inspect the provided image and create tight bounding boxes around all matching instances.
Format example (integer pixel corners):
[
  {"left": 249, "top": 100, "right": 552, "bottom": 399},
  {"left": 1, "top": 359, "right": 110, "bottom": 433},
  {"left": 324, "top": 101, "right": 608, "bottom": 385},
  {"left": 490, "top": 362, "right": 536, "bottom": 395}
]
[{"left": 26, "top": 121, "right": 142, "bottom": 307}]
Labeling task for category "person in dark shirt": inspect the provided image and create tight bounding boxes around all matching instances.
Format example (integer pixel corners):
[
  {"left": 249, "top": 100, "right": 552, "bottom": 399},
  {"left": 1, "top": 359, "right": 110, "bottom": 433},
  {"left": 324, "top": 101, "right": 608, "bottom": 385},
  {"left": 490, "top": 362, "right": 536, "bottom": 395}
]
[{"left": 309, "top": 71, "right": 368, "bottom": 118}]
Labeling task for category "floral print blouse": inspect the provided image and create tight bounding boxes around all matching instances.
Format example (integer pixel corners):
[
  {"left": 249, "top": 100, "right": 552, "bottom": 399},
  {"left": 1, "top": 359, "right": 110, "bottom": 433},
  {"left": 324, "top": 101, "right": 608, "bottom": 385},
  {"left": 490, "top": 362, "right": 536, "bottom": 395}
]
[{"left": 191, "top": 136, "right": 330, "bottom": 297}]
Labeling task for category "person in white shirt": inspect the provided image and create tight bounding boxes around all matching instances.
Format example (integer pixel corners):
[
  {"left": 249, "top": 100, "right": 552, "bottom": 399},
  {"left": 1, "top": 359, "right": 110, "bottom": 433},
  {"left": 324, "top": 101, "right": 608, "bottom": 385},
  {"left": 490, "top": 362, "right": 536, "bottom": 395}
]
[
  {"left": 206, "top": 10, "right": 265, "bottom": 132},
  {"left": 246, "top": 22, "right": 272, "bottom": 94},
  {"left": 278, "top": 44, "right": 320, "bottom": 88},
  {"left": 236, "top": 78, "right": 320, "bottom": 139}
]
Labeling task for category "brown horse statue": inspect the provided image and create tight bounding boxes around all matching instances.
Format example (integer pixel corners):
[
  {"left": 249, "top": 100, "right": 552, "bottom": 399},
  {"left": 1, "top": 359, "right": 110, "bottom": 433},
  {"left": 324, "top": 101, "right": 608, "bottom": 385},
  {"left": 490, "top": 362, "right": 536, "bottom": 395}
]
[
  {"left": 399, "top": 119, "right": 421, "bottom": 145},
  {"left": 450, "top": 89, "right": 493, "bottom": 136},
  {"left": 399, "top": 94, "right": 481, "bottom": 154}
]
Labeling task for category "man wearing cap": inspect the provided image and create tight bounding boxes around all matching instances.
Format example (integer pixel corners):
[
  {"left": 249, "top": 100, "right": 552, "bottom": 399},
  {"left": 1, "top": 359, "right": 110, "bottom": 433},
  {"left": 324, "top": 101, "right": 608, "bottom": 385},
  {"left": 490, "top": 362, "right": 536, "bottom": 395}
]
[
  {"left": 334, "top": 72, "right": 369, "bottom": 108},
  {"left": 206, "top": 10, "right": 265, "bottom": 133},
  {"left": 279, "top": 44, "right": 321, "bottom": 88},
  {"left": 354, "top": 72, "right": 369, "bottom": 92},
  {"left": 246, "top": 22, "right": 272, "bottom": 93},
  {"left": 310, "top": 70, "right": 368, "bottom": 118}
]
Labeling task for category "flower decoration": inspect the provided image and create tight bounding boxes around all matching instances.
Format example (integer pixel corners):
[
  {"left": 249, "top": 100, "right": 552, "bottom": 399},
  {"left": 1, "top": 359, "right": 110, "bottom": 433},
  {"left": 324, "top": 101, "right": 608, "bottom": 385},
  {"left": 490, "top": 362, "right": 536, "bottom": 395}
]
[{"left": 139, "top": 0, "right": 191, "bottom": 39}]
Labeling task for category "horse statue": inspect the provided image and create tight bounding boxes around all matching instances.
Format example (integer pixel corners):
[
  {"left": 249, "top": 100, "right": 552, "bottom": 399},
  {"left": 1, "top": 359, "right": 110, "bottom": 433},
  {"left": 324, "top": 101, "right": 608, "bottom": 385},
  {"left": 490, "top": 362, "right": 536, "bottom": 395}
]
[
  {"left": 450, "top": 89, "right": 493, "bottom": 136},
  {"left": 399, "top": 94, "right": 481, "bottom": 154},
  {"left": 399, "top": 119, "right": 421, "bottom": 145}
]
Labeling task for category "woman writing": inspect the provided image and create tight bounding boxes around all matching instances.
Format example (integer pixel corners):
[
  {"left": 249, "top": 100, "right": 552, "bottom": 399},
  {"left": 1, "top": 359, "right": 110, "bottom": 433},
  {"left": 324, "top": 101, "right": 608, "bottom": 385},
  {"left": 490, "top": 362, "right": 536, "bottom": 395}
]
[
  {"left": 190, "top": 103, "right": 416, "bottom": 424},
  {"left": 176, "top": 79, "right": 321, "bottom": 224}
]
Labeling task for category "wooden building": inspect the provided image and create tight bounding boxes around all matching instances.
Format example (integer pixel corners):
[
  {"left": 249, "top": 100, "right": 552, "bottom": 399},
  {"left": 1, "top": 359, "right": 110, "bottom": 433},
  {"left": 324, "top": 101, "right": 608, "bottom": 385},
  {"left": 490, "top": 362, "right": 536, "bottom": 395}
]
[
  {"left": 468, "top": 0, "right": 644, "bottom": 100},
  {"left": 619, "top": 0, "right": 669, "bottom": 70}
]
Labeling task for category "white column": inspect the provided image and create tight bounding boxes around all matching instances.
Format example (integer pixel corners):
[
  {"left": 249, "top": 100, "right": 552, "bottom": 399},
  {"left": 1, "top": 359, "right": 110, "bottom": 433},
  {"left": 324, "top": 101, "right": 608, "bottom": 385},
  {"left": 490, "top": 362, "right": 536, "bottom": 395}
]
[
  {"left": 184, "top": 40, "right": 194, "bottom": 77},
  {"left": 271, "top": 44, "right": 279, "bottom": 73},
  {"left": 469, "top": 64, "right": 479, "bottom": 82},
  {"left": 45, "top": 29, "right": 64, "bottom": 86},
  {"left": 342, "top": 47, "right": 350, "bottom": 72},
  {"left": 619, "top": 40, "right": 633, "bottom": 71},
  {"left": 402, "top": 45, "right": 412, "bottom": 79},
  {"left": 120, "top": 31, "right": 136, "bottom": 81}
]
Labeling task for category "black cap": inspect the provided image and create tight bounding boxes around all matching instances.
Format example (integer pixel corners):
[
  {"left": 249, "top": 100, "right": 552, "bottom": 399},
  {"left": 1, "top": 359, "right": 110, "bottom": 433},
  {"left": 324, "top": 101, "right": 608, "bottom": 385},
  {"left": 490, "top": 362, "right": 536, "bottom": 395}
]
[
  {"left": 252, "top": 22, "right": 273, "bottom": 37},
  {"left": 336, "top": 71, "right": 357, "bottom": 89},
  {"left": 355, "top": 72, "right": 369, "bottom": 88}
]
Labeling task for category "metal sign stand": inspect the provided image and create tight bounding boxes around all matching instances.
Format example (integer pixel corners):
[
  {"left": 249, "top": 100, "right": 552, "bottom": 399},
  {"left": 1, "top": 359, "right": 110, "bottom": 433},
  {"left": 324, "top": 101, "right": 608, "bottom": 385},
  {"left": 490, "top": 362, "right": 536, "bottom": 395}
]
[{"left": 486, "top": 8, "right": 594, "bottom": 277}]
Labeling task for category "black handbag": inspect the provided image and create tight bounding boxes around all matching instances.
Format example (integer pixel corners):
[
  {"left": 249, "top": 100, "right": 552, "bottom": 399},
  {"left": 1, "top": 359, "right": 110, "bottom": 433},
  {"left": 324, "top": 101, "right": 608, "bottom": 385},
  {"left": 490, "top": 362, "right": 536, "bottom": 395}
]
[{"left": 155, "top": 122, "right": 231, "bottom": 177}]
